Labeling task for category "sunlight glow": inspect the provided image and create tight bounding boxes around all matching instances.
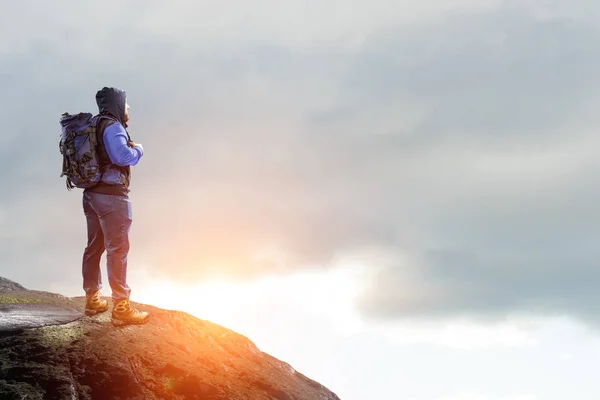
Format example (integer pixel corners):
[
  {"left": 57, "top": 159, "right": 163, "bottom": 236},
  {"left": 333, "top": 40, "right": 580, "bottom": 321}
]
[
  {"left": 130, "top": 265, "right": 364, "bottom": 337},
  {"left": 130, "top": 262, "right": 538, "bottom": 351}
]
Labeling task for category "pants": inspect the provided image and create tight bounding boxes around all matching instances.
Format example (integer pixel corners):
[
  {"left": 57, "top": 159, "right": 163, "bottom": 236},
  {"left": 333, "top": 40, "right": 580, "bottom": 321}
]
[{"left": 82, "top": 191, "right": 132, "bottom": 302}]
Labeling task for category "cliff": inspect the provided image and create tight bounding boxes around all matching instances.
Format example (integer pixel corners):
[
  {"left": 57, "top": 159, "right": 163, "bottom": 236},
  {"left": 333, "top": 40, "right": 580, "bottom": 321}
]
[{"left": 0, "top": 277, "right": 341, "bottom": 400}]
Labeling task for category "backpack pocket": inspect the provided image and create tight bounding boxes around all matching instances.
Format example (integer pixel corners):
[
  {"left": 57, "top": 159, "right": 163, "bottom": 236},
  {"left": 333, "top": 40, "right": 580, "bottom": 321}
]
[{"left": 101, "top": 166, "right": 126, "bottom": 186}]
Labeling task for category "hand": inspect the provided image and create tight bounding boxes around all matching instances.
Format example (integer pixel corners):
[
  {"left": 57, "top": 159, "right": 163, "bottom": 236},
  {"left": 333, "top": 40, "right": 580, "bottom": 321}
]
[{"left": 128, "top": 140, "right": 136, "bottom": 148}]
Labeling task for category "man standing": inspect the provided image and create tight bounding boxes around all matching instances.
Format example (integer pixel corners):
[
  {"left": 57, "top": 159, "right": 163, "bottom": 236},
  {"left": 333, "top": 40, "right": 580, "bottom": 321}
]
[{"left": 82, "top": 87, "right": 150, "bottom": 326}]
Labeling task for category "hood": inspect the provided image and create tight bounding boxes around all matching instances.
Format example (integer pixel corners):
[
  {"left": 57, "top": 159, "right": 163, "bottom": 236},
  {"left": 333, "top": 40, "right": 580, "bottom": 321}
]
[{"left": 95, "top": 87, "right": 127, "bottom": 127}]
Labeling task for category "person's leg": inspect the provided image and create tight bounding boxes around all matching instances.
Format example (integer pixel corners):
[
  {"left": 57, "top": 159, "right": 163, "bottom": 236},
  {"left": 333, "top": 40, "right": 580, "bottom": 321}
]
[
  {"left": 92, "top": 192, "right": 149, "bottom": 326},
  {"left": 95, "top": 193, "right": 132, "bottom": 302},
  {"left": 82, "top": 192, "right": 105, "bottom": 294}
]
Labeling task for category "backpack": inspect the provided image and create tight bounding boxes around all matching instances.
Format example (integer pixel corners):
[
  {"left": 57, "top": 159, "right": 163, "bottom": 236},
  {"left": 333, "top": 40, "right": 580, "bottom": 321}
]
[{"left": 59, "top": 112, "right": 113, "bottom": 190}]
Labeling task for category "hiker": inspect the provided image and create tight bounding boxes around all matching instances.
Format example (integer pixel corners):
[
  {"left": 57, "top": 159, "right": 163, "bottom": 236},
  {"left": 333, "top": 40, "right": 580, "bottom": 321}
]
[{"left": 81, "top": 87, "right": 150, "bottom": 326}]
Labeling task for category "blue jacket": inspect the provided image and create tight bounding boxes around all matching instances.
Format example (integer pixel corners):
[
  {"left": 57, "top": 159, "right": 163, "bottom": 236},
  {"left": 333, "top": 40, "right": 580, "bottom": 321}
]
[{"left": 103, "top": 123, "right": 144, "bottom": 167}]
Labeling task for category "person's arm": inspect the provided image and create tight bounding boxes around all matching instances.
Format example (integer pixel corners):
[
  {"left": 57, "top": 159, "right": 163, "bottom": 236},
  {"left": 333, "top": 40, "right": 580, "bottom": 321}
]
[{"left": 103, "top": 123, "right": 144, "bottom": 166}]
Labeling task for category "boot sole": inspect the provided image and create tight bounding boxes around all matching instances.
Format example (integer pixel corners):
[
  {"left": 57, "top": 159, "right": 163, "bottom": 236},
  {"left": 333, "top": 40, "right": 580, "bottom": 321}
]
[
  {"left": 111, "top": 315, "right": 150, "bottom": 327},
  {"left": 85, "top": 305, "right": 108, "bottom": 316}
]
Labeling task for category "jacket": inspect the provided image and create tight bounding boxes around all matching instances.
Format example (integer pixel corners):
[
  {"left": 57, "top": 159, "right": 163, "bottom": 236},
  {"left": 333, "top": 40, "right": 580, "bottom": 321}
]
[{"left": 84, "top": 87, "right": 144, "bottom": 197}]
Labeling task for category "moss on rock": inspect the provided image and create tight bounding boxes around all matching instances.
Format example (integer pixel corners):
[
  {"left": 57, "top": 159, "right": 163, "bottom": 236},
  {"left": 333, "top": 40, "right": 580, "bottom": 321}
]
[{"left": 0, "top": 295, "right": 44, "bottom": 304}]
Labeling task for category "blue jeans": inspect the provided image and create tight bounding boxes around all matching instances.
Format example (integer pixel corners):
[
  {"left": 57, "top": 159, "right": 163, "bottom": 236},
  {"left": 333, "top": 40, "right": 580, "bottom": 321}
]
[{"left": 82, "top": 191, "right": 132, "bottom": 301}]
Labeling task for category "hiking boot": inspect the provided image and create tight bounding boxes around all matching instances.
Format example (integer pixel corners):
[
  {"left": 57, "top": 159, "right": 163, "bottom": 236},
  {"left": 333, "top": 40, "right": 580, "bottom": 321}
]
[
  {"left": 111, "top": 299, "right": 150, "bottom": 327},
  {"left": 85, "top": 290, "right": 108, "bottom": 316}
]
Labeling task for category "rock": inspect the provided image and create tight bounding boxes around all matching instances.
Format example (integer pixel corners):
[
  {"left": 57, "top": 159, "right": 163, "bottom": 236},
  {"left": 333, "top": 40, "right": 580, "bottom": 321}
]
[
  {"left": 0, "top": 277, "right": 342, "bottom": 399},
  {"left": 0, "top": 303, "right": 83, "bottom": 332},
  {"left": 0, "top": 277, "right": 26, "bottom": 291},
  {"left": 0, "top": 280, "right": 84, "bottom": 332}
]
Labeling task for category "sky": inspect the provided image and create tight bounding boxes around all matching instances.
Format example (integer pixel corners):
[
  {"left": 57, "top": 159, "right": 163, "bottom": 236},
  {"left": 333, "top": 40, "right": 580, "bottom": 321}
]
[{"left": 2, "top": 0, "right": 600, "bottom": 398}]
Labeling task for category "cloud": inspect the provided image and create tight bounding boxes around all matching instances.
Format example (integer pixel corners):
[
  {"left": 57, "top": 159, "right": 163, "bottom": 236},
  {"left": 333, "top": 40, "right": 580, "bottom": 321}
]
[{"left": 2, "top": 1, "right": 600, "bottom": 325}]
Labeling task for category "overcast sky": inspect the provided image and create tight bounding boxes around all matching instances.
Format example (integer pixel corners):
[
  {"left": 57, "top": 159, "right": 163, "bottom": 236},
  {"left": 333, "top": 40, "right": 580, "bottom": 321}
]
[{"left": 2, "top": 1, "right": 600, "bottom": 399}]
